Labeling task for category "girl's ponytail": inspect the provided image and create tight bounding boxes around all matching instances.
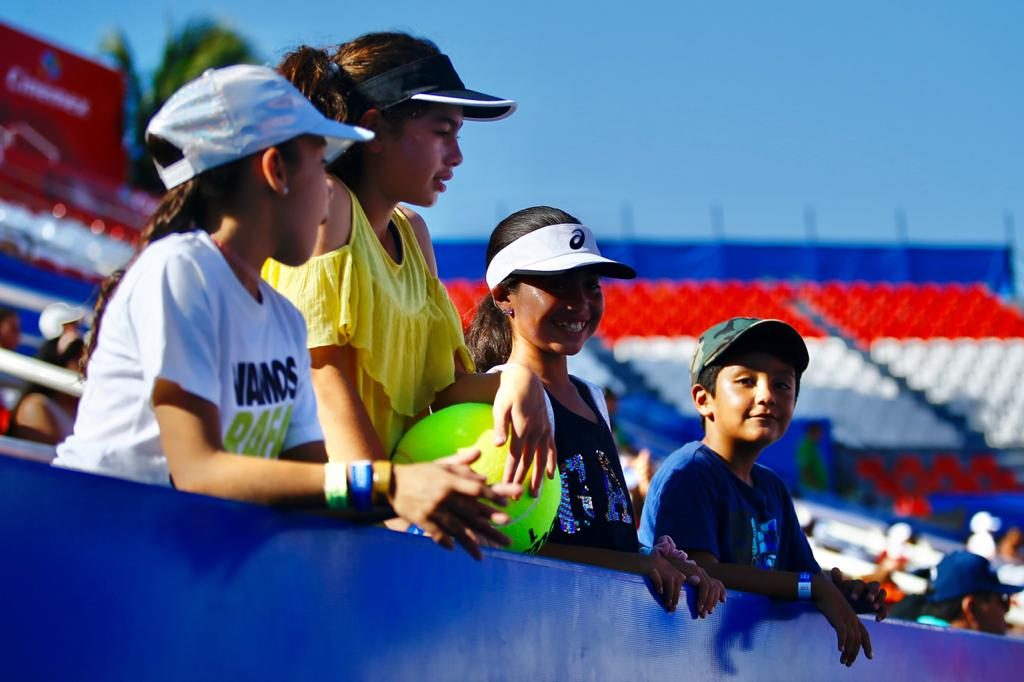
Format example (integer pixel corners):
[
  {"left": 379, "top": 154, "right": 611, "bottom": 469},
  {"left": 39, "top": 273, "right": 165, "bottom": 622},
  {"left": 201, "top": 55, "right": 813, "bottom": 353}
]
[
  {"left": 278, "top": 33, "right": 440, "bottom": 187},
  {"left": 467, "top": 294, "right": 513, "bottom": 372},
  {"left": 277, "top": 45, "right": 349, "bottom": 122}
]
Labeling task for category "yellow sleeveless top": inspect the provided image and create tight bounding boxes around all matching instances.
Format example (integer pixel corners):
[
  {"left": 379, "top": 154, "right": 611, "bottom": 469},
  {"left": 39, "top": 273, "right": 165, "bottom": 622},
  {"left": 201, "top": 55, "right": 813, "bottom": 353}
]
[{"left": 262, "top": 188, "right": 473, "bottom": 455}]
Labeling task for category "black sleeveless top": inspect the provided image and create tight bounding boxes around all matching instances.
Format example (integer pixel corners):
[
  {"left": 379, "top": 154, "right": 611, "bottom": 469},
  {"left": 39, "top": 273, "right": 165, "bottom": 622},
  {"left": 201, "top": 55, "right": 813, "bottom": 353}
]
[{"left": 548, "top": 377, "right": 639, "bottom": 553}]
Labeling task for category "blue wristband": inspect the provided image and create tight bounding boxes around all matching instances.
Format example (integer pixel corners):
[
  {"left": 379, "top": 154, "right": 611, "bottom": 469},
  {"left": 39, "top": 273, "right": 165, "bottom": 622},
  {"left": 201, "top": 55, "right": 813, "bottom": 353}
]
[
  {"left": 349, "top": 461, "right": 374, "bottom": 512},
  {"left": 798, "top": 572, "right": 813, "bottom": 600}
]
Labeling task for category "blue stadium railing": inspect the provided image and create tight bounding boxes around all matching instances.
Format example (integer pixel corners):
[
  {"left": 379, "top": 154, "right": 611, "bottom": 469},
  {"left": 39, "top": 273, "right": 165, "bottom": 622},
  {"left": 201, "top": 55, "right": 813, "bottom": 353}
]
[
  {"left": 435, "top": 241, "right": 1014, "bottom": 293},
  {"left": 2, "top": 455, "right": 1021, "bottom": 680}
]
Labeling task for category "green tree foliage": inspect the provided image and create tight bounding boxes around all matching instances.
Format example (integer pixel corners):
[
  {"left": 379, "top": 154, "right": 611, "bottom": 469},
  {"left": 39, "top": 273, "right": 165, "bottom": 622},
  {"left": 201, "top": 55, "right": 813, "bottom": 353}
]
[{"left": 102, "top": 17, "right": 261, "bottom": 192}]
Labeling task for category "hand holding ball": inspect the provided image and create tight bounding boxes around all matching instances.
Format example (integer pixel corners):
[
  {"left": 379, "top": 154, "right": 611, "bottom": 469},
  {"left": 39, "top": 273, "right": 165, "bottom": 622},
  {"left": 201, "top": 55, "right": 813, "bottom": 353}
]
[{"left": 393, "top": 403, "right": 561, "bottom": 554}]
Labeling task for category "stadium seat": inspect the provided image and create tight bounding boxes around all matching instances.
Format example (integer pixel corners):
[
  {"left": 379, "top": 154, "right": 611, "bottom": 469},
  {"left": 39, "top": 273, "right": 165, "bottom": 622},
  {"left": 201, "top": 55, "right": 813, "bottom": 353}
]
[
  {"left": 440, "top": 277, "right": 1024, "bottom": 450},
  {"left": 802, "top": 281, "right": 1024, "bottom": 342},
  {"left": 893, "top": 454, "right": 928, "bottom": 496},
  {"left": 929, "top": 454, "right": 964, "bottom": 493}
]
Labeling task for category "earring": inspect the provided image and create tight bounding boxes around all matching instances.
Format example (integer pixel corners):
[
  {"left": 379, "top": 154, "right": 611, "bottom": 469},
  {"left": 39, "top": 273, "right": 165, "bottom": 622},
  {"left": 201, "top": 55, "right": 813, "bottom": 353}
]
[
  {"left": 283, "top": 187, "right": 289, "bottom": 196},
  {"left": 502, "top": 308, "right": 514, "bottom": 317}
]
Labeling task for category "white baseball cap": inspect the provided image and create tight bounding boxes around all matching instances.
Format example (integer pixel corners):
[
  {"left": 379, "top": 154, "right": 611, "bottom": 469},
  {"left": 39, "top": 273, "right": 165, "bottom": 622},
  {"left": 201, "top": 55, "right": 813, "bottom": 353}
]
[
  {"left": 146, "top": 64, "right": 374, "bottom": 189},
  {"left": 485, "top": 223, "right": 636, "bottom": 290}
]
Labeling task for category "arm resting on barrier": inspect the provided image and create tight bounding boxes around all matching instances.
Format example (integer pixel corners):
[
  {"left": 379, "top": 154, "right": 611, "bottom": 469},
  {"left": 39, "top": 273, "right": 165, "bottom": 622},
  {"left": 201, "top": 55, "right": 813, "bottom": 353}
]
[
  {"left": 691, "top": 550, "right": 875, "bottom": 667},
  {"left": 153, "top": 378, "right": 520, "bottom": 559},
  {"left": 539, "top": 543, "right": 726, "bottom": 616}
]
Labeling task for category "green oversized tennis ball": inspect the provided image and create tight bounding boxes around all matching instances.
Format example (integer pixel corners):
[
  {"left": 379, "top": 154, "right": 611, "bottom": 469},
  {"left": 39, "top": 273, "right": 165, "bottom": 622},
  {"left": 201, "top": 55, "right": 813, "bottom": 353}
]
[{"left": 392, "top": 402, "right": 561, "bottom": 554}]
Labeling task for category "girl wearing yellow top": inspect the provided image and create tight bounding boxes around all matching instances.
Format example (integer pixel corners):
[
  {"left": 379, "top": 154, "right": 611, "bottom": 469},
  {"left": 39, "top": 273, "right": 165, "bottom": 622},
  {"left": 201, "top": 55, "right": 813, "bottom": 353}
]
[{"left": 264, "top": 33, "right": 555, "bottom": 494}]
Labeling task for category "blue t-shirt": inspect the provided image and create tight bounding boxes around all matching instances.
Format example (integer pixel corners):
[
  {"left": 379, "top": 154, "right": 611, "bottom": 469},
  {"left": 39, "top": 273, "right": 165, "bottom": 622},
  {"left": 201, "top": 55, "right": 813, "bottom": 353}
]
[{"left": 639, "top": 441, "right": 820, "bottom": 572}]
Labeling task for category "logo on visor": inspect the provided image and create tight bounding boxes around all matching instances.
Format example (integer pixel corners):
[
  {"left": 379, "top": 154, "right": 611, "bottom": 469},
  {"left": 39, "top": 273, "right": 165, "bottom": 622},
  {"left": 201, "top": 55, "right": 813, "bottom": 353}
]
[{"left": 569, "top": 228, "right": 585, "bottom": 250}]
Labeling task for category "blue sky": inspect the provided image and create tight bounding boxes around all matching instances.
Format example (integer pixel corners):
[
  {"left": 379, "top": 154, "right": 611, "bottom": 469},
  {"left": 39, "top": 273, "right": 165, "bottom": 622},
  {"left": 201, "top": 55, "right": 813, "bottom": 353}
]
[{"left": 5, "top": 1, "right": 1023, "bottom": 246}]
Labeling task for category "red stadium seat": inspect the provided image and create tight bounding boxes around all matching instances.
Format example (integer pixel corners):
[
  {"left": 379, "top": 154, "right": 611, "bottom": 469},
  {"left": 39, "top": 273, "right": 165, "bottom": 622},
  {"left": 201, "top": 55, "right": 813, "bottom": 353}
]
[
  {"left": 854, "top": 456, "right": 903, "bottom": 497},
  {"left": 968, "top": 454, "right": 1000, "bottom": 475},
  {"left": 443, "top": 277, "right": 1024, "bottom": 343},
  {"left": 799, "top": 280, "right": 1024, "bottom": 341},
  {"left": 929, "top": 454, "right": 963, "bottom": 493},
  {"left": 893, "top": 454, "right": 928, "bottom": 495}
]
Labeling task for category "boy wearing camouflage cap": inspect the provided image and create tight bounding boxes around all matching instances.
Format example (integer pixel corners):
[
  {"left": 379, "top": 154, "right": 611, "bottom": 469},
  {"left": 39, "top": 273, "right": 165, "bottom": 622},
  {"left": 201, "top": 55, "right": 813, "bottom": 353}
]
[{"left": 639, "top": 317, "right": 887, "bottom": 667}]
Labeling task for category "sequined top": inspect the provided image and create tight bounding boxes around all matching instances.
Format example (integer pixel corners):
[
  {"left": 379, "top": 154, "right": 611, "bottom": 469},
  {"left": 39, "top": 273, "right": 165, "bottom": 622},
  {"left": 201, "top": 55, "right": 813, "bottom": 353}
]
[{"left": 548, "top": 377, "right": 640, "bottom": 553}]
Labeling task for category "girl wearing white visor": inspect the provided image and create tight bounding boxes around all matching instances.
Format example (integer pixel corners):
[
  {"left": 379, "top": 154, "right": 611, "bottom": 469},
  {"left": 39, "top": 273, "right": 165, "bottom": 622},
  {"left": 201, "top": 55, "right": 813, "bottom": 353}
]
[
  {"left": 468, "top": 207, "right": 727, "bottom": 613},
  {"left": 55, "top": 65, "right": 518, "bottom": 558},
  {"left": 265, "top": 33, "right": 555, "bottom": 497}
]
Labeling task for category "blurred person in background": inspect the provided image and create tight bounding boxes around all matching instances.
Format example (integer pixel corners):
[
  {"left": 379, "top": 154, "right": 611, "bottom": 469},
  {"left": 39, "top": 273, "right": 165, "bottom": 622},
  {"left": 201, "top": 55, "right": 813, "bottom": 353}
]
[
  {"left": 9, "top": 335, "right": 84, "bottom": 444},
  {"left": 862, "top": 522, "right": 914, "bottom": 604},
  {"left": 603, "top": 387, "right": 655, "bottom": 520},
  {"left": 0, "top": 305, "right": 21, "bottom": 434},
  {"left": 966, "top": 511, "right": 1001, "bottom": 560},
  {"left": 8, "top": 301, "right": 87, "bottom": 443},
  {"left": 37, "top": 302, "right": 87, "bottom": 362},
  {"left": 997, "top": 527, "right": 1023, "bottom": 565},
  {"left": 796, "top": 421, "right": 829, "bottom": 493},
  {"left": 917, "top": 551, "right": 1022, "bottom": 635},
  {"left": 0, "top": 306, "right": 20, "bottom": 351}
]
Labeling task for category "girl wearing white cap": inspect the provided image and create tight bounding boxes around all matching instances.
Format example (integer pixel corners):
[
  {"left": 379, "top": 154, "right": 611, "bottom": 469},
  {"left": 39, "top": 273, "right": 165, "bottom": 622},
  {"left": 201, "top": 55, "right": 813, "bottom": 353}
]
[
  {"left": 54, "top": 65, "right": 518, "bottom": 559},
  {"left": 467, "top": 206, "right": 727, "bottom": 613},
  {"left": 264, "top": 33, "right": 555, "bottom": 496}
]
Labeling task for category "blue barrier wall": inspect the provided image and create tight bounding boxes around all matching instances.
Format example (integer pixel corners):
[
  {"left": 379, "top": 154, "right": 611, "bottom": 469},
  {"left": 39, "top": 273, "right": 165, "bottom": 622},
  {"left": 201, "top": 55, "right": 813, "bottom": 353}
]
[
  {"left": 1, "top": 456, "right": 1021, "bottom": 681},
  {"left": 436, "top": 241, "right": 1014, "bottom": 293},
  {"left": 0, "top": 252, "right": 97, "bottom": 302}
]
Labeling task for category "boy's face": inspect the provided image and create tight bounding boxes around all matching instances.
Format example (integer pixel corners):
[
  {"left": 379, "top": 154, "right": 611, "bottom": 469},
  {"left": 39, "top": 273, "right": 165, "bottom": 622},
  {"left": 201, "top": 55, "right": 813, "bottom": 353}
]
[{"left": 695, "top": 351, "right": 797, "bottom": 447}]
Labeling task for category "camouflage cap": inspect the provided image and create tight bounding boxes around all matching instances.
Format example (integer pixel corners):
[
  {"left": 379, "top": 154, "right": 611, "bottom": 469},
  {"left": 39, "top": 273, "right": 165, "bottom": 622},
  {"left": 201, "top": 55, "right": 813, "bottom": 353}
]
[{"left": 690, "top": 317, "right": 809, "bottom": 385}]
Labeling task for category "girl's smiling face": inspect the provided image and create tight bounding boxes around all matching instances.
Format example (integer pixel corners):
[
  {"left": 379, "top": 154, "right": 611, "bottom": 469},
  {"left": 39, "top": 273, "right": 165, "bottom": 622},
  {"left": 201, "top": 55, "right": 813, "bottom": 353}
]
[{"left": 505, "top": 267, "right": 605, "bottom": 358}]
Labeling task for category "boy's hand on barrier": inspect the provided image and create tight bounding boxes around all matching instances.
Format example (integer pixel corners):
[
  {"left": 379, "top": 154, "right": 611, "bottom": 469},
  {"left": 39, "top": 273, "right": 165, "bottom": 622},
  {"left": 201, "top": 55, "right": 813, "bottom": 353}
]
[
  {"left": 654, "top": 537, "right": 727, "bottom": 617},
  {"left": 830, "top": 567, "right": 888, "bottom": 622},
  {"left": 666, "top": 557, "right": 727, "bottom": 617},
  {"left": 391, "top": 450, "right": 521, "bottom": 560},
  {"left": 492, "top": 363, "right": 556, "bottom": 496},
  {"left": 638, "top": 552, "right": 684, "bottom": 612},
  {"left": 812, "top": 573, "right": 873, "bottom": 667}
]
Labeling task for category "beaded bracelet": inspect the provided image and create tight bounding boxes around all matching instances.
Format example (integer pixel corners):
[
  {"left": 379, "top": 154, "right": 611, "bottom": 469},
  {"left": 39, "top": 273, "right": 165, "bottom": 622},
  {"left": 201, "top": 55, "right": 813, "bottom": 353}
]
[
  {"left": 323, "top": 462, "right": 349, "bottom": 510},
  {"left": 349, "top": 460, "right": 374, "bottom": 512}
]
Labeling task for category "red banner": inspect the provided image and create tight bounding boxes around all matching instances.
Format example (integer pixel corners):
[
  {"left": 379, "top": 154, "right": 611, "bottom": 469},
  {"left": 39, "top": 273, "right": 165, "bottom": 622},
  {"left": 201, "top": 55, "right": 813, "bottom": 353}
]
[{"left": 0, "top": 21, "right": 126, "bottom": 184}]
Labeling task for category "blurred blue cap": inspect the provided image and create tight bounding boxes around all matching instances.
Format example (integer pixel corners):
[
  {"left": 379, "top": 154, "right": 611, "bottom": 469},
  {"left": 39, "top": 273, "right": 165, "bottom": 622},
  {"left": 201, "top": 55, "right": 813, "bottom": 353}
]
[{"left": 928, "top": 551, "right": 1023, "bottom": 602}]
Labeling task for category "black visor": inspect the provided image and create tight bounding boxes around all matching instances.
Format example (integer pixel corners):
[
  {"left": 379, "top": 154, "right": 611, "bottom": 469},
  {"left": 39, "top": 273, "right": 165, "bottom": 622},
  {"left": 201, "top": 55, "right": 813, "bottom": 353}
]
[{"left": 353, "top": 54, "right": 516, "bottom": 121}]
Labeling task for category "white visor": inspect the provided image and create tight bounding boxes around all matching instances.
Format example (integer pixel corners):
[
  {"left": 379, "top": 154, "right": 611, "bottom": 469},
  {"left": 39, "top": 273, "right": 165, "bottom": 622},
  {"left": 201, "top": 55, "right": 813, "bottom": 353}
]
[{"left": 485, "top": 224, "right": 636, "bottom": 290}]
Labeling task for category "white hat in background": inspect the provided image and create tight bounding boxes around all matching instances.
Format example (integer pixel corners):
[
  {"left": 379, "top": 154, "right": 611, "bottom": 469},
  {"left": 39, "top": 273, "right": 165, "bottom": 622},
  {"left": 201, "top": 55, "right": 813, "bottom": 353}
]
[{"left": 39, "top": 302, "right": 87, "bottom": 340}]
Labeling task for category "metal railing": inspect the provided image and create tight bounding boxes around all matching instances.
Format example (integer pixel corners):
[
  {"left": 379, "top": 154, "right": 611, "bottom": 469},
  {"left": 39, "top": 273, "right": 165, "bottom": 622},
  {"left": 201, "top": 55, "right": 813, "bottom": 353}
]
[
  {"left": 0, "top": 347, "right": 83, "bottom": 397},
  {"left": 0, "top": 434, "right": 55, "bottom": 463}
]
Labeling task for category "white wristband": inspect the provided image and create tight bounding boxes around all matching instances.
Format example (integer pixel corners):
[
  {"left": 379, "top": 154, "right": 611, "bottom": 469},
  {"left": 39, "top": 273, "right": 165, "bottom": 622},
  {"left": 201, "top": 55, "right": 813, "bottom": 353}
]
[{"left": 797, "top": 572, "right": 813, "bottom": 600}]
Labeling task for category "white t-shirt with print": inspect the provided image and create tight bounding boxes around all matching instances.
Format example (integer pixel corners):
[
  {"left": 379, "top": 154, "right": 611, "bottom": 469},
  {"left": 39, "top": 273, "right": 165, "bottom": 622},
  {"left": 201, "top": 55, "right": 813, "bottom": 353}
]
[{"left": 55, "top": 231, "right": 322, "bottom": 485}]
